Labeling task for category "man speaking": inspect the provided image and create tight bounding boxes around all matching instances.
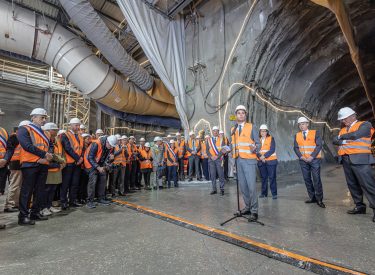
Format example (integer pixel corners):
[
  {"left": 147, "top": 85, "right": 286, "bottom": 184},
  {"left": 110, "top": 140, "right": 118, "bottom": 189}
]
[{"left": 231, "top": 105, "right": 261, "bottom": 222}]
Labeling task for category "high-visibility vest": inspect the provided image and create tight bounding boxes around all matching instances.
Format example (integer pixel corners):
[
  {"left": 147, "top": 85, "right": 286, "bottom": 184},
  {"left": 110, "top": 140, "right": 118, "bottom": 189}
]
[
  {"left": 164, "top": 145, "right": 178, "bottom": 166},
  {"left": 231, "top": 123, "right": 257, "bottom": 159},
  {"left": 296, "top": 130, "right": 321, "bottom": 159},
  {"left": 207, "top": 136, "right": 223, "bottom": 157},
  {"left": 127, "top": 143, "right": 138, "bottom": 161},
  {"left": 176, "top": 139, "right": 185, "bottom": 158},
  {"left": 338, "top": 121, "right": 374, "bottom": 156},
  {"left": 64, "top": 131, "right": 83, "bottom": 164},
  {"left": 84, "top": 140, "right": 103, "bottom": 169},
  {"left": 186, "top": 139, "right": 199, "bottom": 157},
  {"left": 139, "top": 149, "right": 153, "bottom": 169},
  {"left": 49, "top": 138, "right": 64, "bottom": 172},
  {"left": 196, "top": 140, "right": 202, "bottom": 157},
  {"left": 20, "top": 125, "right": 49, "bottom": 164},
  {"left": 200, "top": 141, "right": 208, "bottom": 159},
  {"left": 0, "top": 127, "right": 9, "bottom": 160},
  {"left": 10, "top": 144, "right": 21, "bottom": 162},
  {"left": 113, "top": 145, "right": 127, "bottom": 166},
  {"left": 258, "top": 136, "right": 277, "bottom": 161}
]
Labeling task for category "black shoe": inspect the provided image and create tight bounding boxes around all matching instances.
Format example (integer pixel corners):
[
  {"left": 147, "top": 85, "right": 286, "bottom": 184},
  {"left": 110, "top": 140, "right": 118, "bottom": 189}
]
[
  {"left": 0, "top": 224, "right": 5, "bottom": 229},
  {"left": 61, "top": 203, "right": 70, "bottom": 211},
  {"left": 30, "top": 213, "right": 48, "bottom": 221},
  {"left": 220, "top": 190, "right": 224, "bottom": 196},
  {"left": 305, "top": 198, "right": 317, "bottom": 203},
  {"left": 197, "top": 178, "right": 203, "bottom": 181},
  {"left": 118, "top": 193, "right": 126, "bottom": 196},
  {"left": 144, "top": 187, "right": 152, "bottom": 190},
  {"left": 188, "top": 178, "right": 193, "bottom": 182},
  {"left": 70, "top": 201, "right": 83, "bottom": 208},
  {"left": 98, "top": 199, "right": 111, "bottom": 206},
  {"left": 210, "top": 190, "right": 217, "bottom": 195},
  {"left": 4, "top": 207, "right": 19, "bottom": 213},
  {"left": 317, "top": 201, "right": 326, "bottom": 208},
  {"left": 159, "top": 186, "right": 164, "bottom": 189},
  {"left": 18, "top": 217, "right": 35, "bottom": 225},
  {"left": 347, "top": 207, "right": 366, "bottom": 214},
  {"left": 248, "top": 213, "right": 258, "bottom": 222},
  {"left": 240, "top": 209, "right": 250, "bottom": 215}
]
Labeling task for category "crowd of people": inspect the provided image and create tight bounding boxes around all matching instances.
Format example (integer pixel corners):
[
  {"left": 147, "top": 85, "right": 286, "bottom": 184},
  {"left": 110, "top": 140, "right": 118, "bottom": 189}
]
[{"left": 0, "top": 104, "right": 374, "bottom": 229}]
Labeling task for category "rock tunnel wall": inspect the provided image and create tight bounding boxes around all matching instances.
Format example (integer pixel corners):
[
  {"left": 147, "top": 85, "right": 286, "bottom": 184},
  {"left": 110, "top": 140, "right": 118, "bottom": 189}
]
[{"left": 185, "top": 0, "right": 375, "bottom": 171}]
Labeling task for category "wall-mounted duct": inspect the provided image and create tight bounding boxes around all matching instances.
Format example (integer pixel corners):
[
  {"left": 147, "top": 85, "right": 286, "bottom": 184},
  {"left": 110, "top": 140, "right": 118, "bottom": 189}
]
[{"left": 0, "top": 0, "right": 178, "bottom": 118}]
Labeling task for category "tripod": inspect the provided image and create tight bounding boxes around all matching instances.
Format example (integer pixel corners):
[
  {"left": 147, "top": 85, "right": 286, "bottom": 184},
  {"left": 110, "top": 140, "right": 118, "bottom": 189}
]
[{"left": 220, "top": 125, "right": 264, "bottom": 227}]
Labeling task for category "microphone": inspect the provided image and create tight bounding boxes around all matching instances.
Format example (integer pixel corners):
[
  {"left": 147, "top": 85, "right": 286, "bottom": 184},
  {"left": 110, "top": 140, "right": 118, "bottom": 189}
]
[{"left": 231, "top": 123, "right": 238, "bottom": 136}]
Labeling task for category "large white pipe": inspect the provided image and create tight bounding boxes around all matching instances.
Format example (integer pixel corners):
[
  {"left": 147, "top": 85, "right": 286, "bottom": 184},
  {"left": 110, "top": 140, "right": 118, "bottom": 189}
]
[{"left": 0, "top": 0, "right": 178, "bottom": 118}]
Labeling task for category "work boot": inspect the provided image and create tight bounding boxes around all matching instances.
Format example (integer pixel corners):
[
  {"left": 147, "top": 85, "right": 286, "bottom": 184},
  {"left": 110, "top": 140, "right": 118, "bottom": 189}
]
[
  {"left": 61, "top": 203, "right": 70, "bottom": 211},
  {"left": 210, "top": 190, "right": 217, "bottom": 195},
  {"left": 30, "top": 213, "right": 48, "bottom": 221},
  {"left": 86, "top": 201, "right": 96, "bottom": 209},
  {"left": 317, "top": 201, "right": 326, "bottom": 208},
  {"left": 240, "top": 209, "right": 250, "bottom": 215},
  {"left": 18, "top": 217, "right": 35, "bottom": 226},
  {"left": 248, "top": 213, "right": 258, "bottom": 222},
  {"left": 347, "top": 207, "right": 366, "bottom": 214}
]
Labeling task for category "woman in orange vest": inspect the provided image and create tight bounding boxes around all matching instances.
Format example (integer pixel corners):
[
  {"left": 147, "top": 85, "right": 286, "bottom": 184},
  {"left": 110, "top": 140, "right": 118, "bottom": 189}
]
[
  {"left": 293, "top": 117, "right": 325, "bottom": 208},
  {"left": 139, "top": 142, "right": 153, "bottom": 190},
  {"left": 257, "top": 124, "right": 278, "bottom": 199},
  {"left": 164, "top": 140, "right": 179, "bottom": 188}
]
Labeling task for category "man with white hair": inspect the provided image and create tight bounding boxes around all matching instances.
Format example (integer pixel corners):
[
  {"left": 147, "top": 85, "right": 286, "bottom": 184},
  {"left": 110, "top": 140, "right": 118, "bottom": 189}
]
[
  {"left": 60, "top": 118, "right": 84, "bottom": 210},
  {"left": 333, "top": 107, "right": 375, "bottom": 222},
  {"left": 186, "top": 131, "right": 202, "bottom": 181}
]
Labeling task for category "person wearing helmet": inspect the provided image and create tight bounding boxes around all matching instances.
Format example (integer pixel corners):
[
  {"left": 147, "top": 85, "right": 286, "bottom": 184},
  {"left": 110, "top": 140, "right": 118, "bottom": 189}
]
[
  {"left": 200, "top": 135, "right": 210, "bottom": 182},
  {"left": 207, "top": 126, "right": 226, "bottom": 195},
  {"left": 186, "top": 131, "right": 202, "bottom": 182},
  {"left": 127, "top": 136, "right": 139, "bottom": 190},
  {"left": 136, "top": 138, "right": 146, "bottom": 188},
  {"left": 84, "top": 135, "right": 117, "bottom": 208},
  {"left": 231, "top": 105, "right": 261, "bottom": 222},
  {"left": 95, "top": 129, "right": 104, "bottom": 139},
  {"left": 122, "top": 136, "right": 134, "bottom": 194},
  {"left": 79, "top": 133, "right": 93, "bottom": 204},
  {"left": 41, "top": 122, "right": 65, "bottom": 216},
  {"left": 257, "top": 124, "right": 278, "bottom": 199},
  {"left": 3, "top": 120, "right": 31, "bottom": 214},
  {"left": 79, "top": 124, "right": 87, "bottom": 134},
  {"left": 175, "top": 132, "right": 186, "bottom": 181},
  {"left": 333, "top": 107, "right": 375, "bottom": 222},
  {"left": 139, "top": 142, "right": 153, "bottom": 190},
  {"left": 110, "top": 135, "right": 127, "bottom": 197},
  {"left": 17, "top": 108, "right": 53, "bottom": 225},
  {"left": 219, "top": 130, "right": 230, "bottom": 180},
  {"left": 294, "top": 117, "right": 325, "bottom": 208},
  {"left": 152, "top": 137, "right": 165, "bottom": 189},
  {"left": 164, "top": 140, "right": 179, "bottom": 188},
  {"left": 60, "top": 118, "right": 84, "bottom": 210}
]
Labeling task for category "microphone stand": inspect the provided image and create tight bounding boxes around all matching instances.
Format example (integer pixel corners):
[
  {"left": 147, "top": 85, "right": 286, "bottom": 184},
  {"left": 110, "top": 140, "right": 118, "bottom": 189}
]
[{"left": 220, "top": 124, "right": 264, "bottom": 226}]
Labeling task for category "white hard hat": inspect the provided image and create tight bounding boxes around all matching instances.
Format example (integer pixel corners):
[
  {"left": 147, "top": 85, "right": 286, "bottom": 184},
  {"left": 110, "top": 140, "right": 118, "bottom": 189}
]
[
  {"left": 129, "top": 136, "right": 135, "bottom": 139},
  {"left": 169, "top": 139, "right": 175, "bottom": 143},
  {"left": 167, "top": 134, "right": 172, "bottom": 138},
  {"left": 212, "top": 126, "right": 219, "bottom": 131},
  {"left": 30, "top": 108, "right": 48, "bottom": 117},
  {"left": 145, "top": 142, "right": 151, "bottom": 148},
  {"left": 82, "top": 133, "right": 90, "bottom": 138},
  {"left": 107, "top": 135, "right": 118, "bottom": 148},
  {"left": 189, "top": 131, "right": 195, "bottom": 136},
  {"left": 259, "top": 124, "right": 268, "bottom": 130},
  {"left": 69, "top": 118, "right": 81, "bottom": 124},
  {"left": 44, "top": 122, "right": 59, "bottom": 131},
  {"left": 140, "top": 137, "right": 146, "bottom": 142},
  {"left": 18, "top": 120, "right": 31, "bottom": 127},
  {"left": 80, "top": 124, "right": 86, "bottom": 129},
  {"left": 57, "top": 130, "right": 66, "bottom": 136},
  {"left": 337, "top": 107, "right": 356, "bottom": 120},
  {"left": 154, "top": 136, "right": 162, "bottom": 142},
  {"left": 122, "top": 135, "right": 128, "bottom": 139},
  {"left": 115, "top": 134, "right": 121, "bottom": 139},
  {"left": 235, "top": 105, "right": 247, "bottom": 113},
  {"left": 176, "top": 132, "right": 181, "bottom": 136},
  {"left": 96, "top": 129, "right": 104, "bottom": 134},
  {"left": 297, "top": 117, "right": 309, "bottom": 124},
  {"left": 219, "top": 130, "right": 224, "bottom": 134}
]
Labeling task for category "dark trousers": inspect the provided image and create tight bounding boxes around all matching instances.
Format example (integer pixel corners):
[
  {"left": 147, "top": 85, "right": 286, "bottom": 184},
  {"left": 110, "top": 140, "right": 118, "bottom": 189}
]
[
  {"left": 167, "top": 166, "right": 178, "bottom": 187},
  {"left": 0, "top": 167, "right": 9, "bottom": 194},
  {"left": 209, "top": 158, "right": 225, "bottom": 191},
  {"left": 202, "top": 158, "right": 209, "bottom": 180},
  {"left": 61, "top": 164, "right": 81, "bottom": 204},
  {"left": 136, "top": 162, "right": 142, "bottom": 186},
  {"left": 78, "top": 169, "right": 88, "bottom": 201},
  {"left": 87, "top": 169, "right": 106, "bottom": 201},
  {"left": 188, "top": 155, "right": 201, "bottom": 179},
  {"left": 125, "top": 164, "right": 131, "bottom": 192},
  {"left": 141, "top": 168, "right": 152, "bottom": 187},
  {"left": 130, "top": 161, "right": 137, "bottom": 188},
  {"left": 44, "top": 184, "right": 58, "bottom": 209},
  {"left": 258, "top": 162, "right": 277, "bottom": 197},
  {"left": 299, "top": 159, "right": 323, "bottom": 201},
  {"left": 342, "top": 156, "right": 375, "bottom": 209},
  {"left": 178, "top": 158, "right": 185, "bottom": 179},
  {"left": 111, "top": 165, "right": 125, "bottom": 194},
  {"left": 19, "top": 165, "right": 48, "bottom": 218},
  {"left": 223, "top": 155, "right": 229, "bottom": 179}
]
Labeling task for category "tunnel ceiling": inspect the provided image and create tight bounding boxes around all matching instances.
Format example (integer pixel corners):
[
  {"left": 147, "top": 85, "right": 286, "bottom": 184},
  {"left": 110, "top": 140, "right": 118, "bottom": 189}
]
[{"left": 243, "top": 0, "right": 375, "bottom": 126}]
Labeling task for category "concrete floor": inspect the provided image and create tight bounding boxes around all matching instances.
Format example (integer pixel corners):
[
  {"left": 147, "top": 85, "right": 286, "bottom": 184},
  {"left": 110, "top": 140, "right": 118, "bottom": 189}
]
[{"left": 0, "top": 165, "right": 373, "bottom": 274}]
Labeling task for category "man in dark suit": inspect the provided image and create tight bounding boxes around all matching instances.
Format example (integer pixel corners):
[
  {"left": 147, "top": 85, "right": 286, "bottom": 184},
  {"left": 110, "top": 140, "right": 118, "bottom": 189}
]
[{"left": 333, "top": 107, "right": 375, "bottom": 222}]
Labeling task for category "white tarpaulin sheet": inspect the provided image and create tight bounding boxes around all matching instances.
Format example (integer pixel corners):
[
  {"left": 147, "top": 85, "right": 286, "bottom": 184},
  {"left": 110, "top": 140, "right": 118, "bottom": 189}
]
[{"left": 116, "top": 0, "right": 189, "bottom": 130}]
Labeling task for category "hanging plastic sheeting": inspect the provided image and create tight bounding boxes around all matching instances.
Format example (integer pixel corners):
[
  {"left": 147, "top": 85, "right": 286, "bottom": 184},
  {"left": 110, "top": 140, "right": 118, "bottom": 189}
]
[
  {"left": 116, "top": 0, "right": 189, "bottom": 131},
  {"left": 97, "top": 102, "right": 181, "bottom": 129}
]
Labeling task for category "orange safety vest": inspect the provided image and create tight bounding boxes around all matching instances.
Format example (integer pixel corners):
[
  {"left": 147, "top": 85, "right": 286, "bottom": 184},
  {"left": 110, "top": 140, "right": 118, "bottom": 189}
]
[
  {"left": 176, "top": 139, "right": 185, "bottom": 158},
  {"left": 258, "top": 136, "right": 277, "bottom": 161},
  {"left": 113, "top": 145, "right": 127, "bottom": 166},
  {"left": 64, "top": 131, "right": 83, "bottom": 164},
  {"left": 11, "top": 144, "right": 21, "bottom": 162},
  {"left": 20, "top": 125, "right": 49, "bottom": 164},
  {"left": 0, "top": 127, "right": 9, "bottom": 160},
  {"left": 164, "top": 145, "right": 179, "bottom": 166},
  {"left": 139, "top": 149, "right": 153, "bottom": 169},
  {"left": 207, "top": 136, "right": 223, "bottom": 157},
  {"left": 84, "top": 140, "right": 103, "bottom": 169},
  {"left": 200, "top": 141, "right": 208, "bottom": 159},
  {"left": 338, "top": 121, "right": 374, "bottom": 156},
  {"left": 127, "top": 143, "right": 138, "bottom": 161},
  {"left": 231, "top": 123, "right": 257, "bottom": 159},
  {"left": 296, "top": 130, "right": 321, "bottom": 159},
  {"left": 186, "top": 139, "right": 199, "bottom": 157},
  {"left": 49, "top": 138, "right": 64, "bottom": 172}
]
